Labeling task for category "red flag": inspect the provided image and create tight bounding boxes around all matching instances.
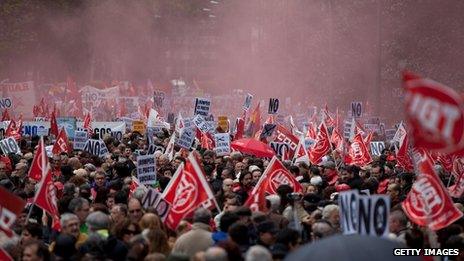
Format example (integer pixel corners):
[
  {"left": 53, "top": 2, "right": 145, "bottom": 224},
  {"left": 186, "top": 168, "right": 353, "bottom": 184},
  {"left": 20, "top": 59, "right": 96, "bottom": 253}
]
[
  {"left": 0, "top": 249, "right": 13, "bottom": 261},
  {"left": 331, "top": 128, "right": 344, "bottom": 153},
  {"left": 403, "top": 71, "right": 464, "bottom": 154},
  {"left": 448, "top": 157, "right": 464, "bottom": 197},
  {"left": 34, "top": 164, "right": 61, "bottom": 231},
  {"left": 83, "top": 112, "right": 93, "bottom": 137},
  {"left": 235, "top": 118, "right": 245, "bottom": 140},
  {"left": 1, "top": 109, "right": 10, "bottom": 121},
  {"left": 245, "top": 157, "right": 303, "bottom": 211},
  {"left": 363, "top": 132, "right": 373, "bottom": 146},
  {"left": 345, "top": 133, "right": 372, "bottom": 166},
  {"left": 28, "top": 137, "right": 46, "bottom": 181},
  {"left": 274, "top": 124, "right": 299, "bottom": 158},
  {"left": 396, "top": 135, "right": 414, "bottom": 171},
  {"left": 249, "top": 102, "right": 261, "bottom": 137},
  {"left": 436, "top": 153, "right": 453, "bottom": 173},
  {"left": 309, "top": 123, "right": 331, "bottom": 164},
  {"left": 200, "top": 132, "right": 214, "bottom": 150},
  {"left": 306, "top": 122, "right": 317, "bottom": 140},
  {"left": 162, "top": 153, "right": 218, "bottom": 230},
  {"left": 52, "top": 128, "right": 70, "bottom": 155},
  {"left": 67, "top": 76, "right": 83, "bottom": 117},
  {"left": 402, "top": 151, "right": 463, "bottom": 230},
  {"left": 5, "top": 119, "right": 21, "bottom": 141},
  {"left": 50, "top": 109, "right": 59, "bottom": 137},
  {"left": 0, "top": 186, "right": 26, "bottom": 238},
  {"left": 293, "top": 137, "right": 310, "bottom": 165},
  {"left": 323, "top": 104, "right": 335, "bottom": 127}
]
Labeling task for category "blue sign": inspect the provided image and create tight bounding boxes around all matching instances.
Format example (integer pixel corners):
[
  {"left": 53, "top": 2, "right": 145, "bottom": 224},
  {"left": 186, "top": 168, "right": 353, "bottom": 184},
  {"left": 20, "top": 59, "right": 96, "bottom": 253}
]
[{"left": 57, "top": 117, "right": 77, "bottom": 139}]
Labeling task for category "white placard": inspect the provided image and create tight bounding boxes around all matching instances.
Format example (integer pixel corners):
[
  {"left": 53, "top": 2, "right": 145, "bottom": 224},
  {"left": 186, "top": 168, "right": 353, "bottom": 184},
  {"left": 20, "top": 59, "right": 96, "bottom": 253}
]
[
  {"left": 137, "top": 154, "right": 157, "bottom": 186},
  {"left": 194, "top": 98, "right": 211, "bottom": 117},
  {"left": 214, "top": 133, "right": 230, "bottom": 156},
  {"left": 83, "top": 139, "right": 109, "bottom": 157},
  {"left": 0, "top": 137, "right": 21, "bottom": 155},
  {"left": 73, "top": 131, "right": 88, "bottom": 151}
]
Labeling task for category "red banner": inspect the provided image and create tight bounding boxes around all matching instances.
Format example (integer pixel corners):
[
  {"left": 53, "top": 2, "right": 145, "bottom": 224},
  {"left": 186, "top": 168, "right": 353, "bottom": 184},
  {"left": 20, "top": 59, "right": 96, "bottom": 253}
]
[
  {"left": 0, "top": 186, "right": 26, "bottom": 238},
  {"left": 345, "top": 133, "right": 372, "bottom": 166},
  {"left": 309, "top": 123, "right": 331, "bottom": 164}
]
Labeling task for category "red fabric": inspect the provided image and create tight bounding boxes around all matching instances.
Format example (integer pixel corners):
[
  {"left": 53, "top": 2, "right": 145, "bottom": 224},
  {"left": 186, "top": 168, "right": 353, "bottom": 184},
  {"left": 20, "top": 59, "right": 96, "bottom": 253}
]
[
  {"left": 0, "top": 156, "right": 12, "bottom": 173},
  {"left": 345, "top": 133, "right": 372, "bottom": 167},
  {"left": 231, "top": 138, "right": 275, "bottom": 158},
  {"left": 0, "top": 186, "right": 26, "bottom": 238},
  {"left": 50, "top": 110, "right": 59, "bottom": 137},
  {"left": 377, "top": 179, "right": 389, "bottom": 194},
  {"left": 28, "top": 138, "right": 46, "bottom": 181},
  {"left": 396, "top": 135, "right": 414, "bottom": 171},
  {"left": 52, "top": 127, "right": 71, "bottom": 155},
  {"left": 309, "top": 123, "right": 331, "bottom": 164},
  {"left": 1, "top": 109, "right": 10, "bottom": 121},
  {"left": 83, "top": 112, "right": 93, "bottom": 136}
]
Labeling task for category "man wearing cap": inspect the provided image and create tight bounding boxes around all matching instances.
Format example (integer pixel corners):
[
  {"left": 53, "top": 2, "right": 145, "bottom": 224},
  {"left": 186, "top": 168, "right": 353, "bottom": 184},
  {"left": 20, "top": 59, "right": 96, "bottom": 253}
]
[{"left": 256, "top": 221, "right": 278, "bottom": 249}]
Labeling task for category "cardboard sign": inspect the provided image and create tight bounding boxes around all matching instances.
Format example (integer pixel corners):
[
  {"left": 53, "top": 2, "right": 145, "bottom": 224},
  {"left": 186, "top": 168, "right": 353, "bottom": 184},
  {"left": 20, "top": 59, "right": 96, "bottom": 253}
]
[
  {"left": 0, "top": 137, "right": 21, "bottom": 155},
  {"left": 370, "top": 141, "right": 385, "bottom": 156},
  {"left": 339, "top": 190, "right": 390, "bottom": 237},
  {"left": 141, "top": 188, "right": 170, "bottom": 222},
  {"left": 351, "top": 102, "right": 363, "bottom": 118},
  {"left": 193, "top": 115, "right": 214, "bottom": 134},
  {"left": 243, "top": 93, "right": 253, "bottom": 111},
  {"left": 0, "top": 98, "right": 12, "bottom": 109},
  {"left": 83, "top": 139, "right": 109, "bottom": 157},
  {"left": 270, "top": 142, "right": 289, "bottom": 158},
  {"left": 73, "top": 131, "right": 88, "bottom": 151},
  {"left": 214, "top": 133, "right": 230, "bottom": 156},
  {"left": 194, "top": 98, "right": 211, "bottom": 116},
  {"left": 132, "top": 120, "right": 146, "bottom": 134},
  {"left": 137, "top": 154, "right": 157, "bottom": 186},
  {"left": 268, "top": 98, "right": 280, "bottom": 114},
  {"left": 176, "top": 128, "right": 195, "bottom": 149},
  {"left": 217, "top": 116, "right": 229, "bottom": 133}
]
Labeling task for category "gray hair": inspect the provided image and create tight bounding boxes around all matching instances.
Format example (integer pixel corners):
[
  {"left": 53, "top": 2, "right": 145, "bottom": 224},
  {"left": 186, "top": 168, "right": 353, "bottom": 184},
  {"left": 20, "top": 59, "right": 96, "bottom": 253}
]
[
  {"left": 245, "top": 245, "right": 272, "bottom": 261},
  {"left": 265, "top": 195, "right": 281, "bottom": 212},
  {"left": 322, "top": 204, "right": 339, "bottom": 220},
  {"left": 60, "top": 213, "right": 79, "bottom": 227},
  {"left": 193, "top": 207, "right": 212, "bottom": 224},
  {"left": 68, "top": 197, "right": 89, "bottom": 213},
  {"left": 205, "top": 247, "right": 228, "bottom": 261},
  {"left": 86, "top": 211, "right": 110, "bottom": 232}
]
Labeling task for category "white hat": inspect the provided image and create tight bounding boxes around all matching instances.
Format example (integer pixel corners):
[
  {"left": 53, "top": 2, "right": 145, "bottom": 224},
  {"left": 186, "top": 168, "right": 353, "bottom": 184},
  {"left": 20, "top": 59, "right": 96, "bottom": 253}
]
[
  {"left": 249, "top": 165, "right": 261, "bottom": 173},
  {"left": 310, "top": 175, "right": 323, "bottom": 186}
]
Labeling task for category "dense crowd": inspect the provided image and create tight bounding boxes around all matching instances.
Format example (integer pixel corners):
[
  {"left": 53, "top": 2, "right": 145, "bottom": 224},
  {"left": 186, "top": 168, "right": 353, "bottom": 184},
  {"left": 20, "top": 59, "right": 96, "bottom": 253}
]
[{"left": 1, "top": 128, "right": 464, "bottom": 261}]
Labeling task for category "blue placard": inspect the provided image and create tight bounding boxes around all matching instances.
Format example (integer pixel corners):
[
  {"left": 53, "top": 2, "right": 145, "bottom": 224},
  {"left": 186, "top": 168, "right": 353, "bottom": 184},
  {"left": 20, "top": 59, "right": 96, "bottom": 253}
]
[{"left": 57, "top": 117, "right": 77, "bottom": 139}]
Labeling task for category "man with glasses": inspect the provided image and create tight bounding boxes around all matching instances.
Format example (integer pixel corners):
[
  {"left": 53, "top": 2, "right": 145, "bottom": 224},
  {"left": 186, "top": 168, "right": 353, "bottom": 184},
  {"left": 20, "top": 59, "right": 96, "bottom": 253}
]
[{"left": 128, "top": 198, "right": 143, "bottom": 223}]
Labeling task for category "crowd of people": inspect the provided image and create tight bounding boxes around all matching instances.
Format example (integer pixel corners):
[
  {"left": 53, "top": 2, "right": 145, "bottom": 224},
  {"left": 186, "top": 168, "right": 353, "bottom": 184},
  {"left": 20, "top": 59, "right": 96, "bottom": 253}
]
[{"left": 1, "top": 126, "right": 464, "bottom": 261}]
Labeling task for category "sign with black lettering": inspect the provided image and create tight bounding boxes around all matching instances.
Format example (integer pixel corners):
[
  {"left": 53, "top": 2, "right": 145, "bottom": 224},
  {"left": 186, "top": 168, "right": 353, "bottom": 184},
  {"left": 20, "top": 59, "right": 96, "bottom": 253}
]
[
  {"left": 0, "top": 137, "right": 21, "bottom": 155},
  {"left": 176, "top": 128, "right": 195, "bottom": 149},
  {"left": 194, "top": 98, "right": 211, "bottom": 117},
  {"left": 270, "top": 142, "right": 289, "bottom": 158},
  {"left": 260, "top": 124, "right": 276, "bottom": 140},
  {"left": 137, "top": 154, "right": 157, "bottom": 186},
  {"left": 147, "top": 144, "right": 165, "bottom": 155},
  {"left": 0, "top": 98, "right": 12, "bottom": 109},
  {"left": 351, "top": 102, "right": 363, "bottom": 118},
  {"left": 243, "top": 93, "right": 253, "bottom": 111},
  {"left": 83, "top": 139, "right": 109, "bottom": 157},
  {"left": 214, "top": 133, "right": 230, "bottom": 156},
  {"left": 339, "top": 190, "right": 390, "bottom": 237},
  {"left": 154, "top": 90, "right": 165, "bottom": 109},
  {"left": 385, "top": 129, "right": 396, "bottom": 141},
  {"left": 73, "top": 131, "right": 88, "bottom": 151},
  {"left": 370, "top": 141, "right": 385, "bottom": 156},
  {"left": 76, "top": 122, "right": 125, "bottom": 141},
  {"left": 141, "top": 188, "right": 170, "bottom": 222},
  {"left": 193, "top": 115, "right": 214, "bottom": 134},
  {"left": 268, "top": 98, "right": 279, "bottom": 114}
]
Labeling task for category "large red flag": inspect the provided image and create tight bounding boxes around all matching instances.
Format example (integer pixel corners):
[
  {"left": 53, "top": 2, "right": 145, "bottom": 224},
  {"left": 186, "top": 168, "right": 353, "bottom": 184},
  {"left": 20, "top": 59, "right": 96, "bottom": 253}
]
[
  {"left": 200, "top": 132, "right": 214, "bottom": 150},
  {"left": 309, "top": 123, "right": 331, "bottom": 164},
  {"left": 162, "top": 153, "right": 218, "bottom": 230},
  {"left": 396, "top": 134, "right": 414, "bottom": 171},
  {"left": 1, "top": 109, "right": 10, "bottom": 121},
  {"left": 52, "top": 127, "right": 70, "bottom": 155},
  {"left": 50, "top": 109, "right": 59, "bottom": 137},
  {"left": 34, "top": 164, "right": 61, "bottom": 231},
  {"left": 83, "top": 112, "right": 93, "bottom": 137},
  {"left": 293, "top": 136, "right": 310, "bottom": 165},
  {"left": 0, "top": 249, "right": 13, "bottom": 261},
  {"left": 28, "top": 137, "right": 46, "bottom": 181},
  {"left": 0, "top": 186, "right": 26, "bottom": 238},
  {"left": 246, "top": 157, "right": 303, "bottom": 211},
  {"left": 5, "top": 118, "right": 21, "bottom": 141},
  {"left": 403, "top": 71, "right": 464, "bottom": 154},
  {"left": 323, "top": 104, "right": 335, "bottom": 127},
  {"left": 345, "top": 133, "right": 372, "bottom": 166},
  {"left": 274, "top": 124, "right": 299, "bottom": 158},
  {"left": 331, "top": 128, "right": 344, "bottom": 153},
  {"left": 402, "top": 151, "right": 463, "bottom": 230},
  {"left": 235, "top": 117, "right": 245, "bottom": 140}
]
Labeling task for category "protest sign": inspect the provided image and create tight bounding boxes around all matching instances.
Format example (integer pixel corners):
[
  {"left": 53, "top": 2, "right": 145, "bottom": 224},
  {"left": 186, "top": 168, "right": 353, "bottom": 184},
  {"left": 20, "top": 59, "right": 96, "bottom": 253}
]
[
  {"left": 270, "top": 142, "right": 290, "bottom": 158},
  {"left": 132, "top": 120, "right": 146, "bottom": 134},
  {"left": 214, "top": 133, "right": 230, "bottom": 156},
  {"left": 76, "top": 121, "right": 125, "bottom": 140},
  {"left": 0, "top": 81, "right": 36, "bottom": 116},
  {"left": 193, "top": 115, "right": 214, "bottom": 134},
  {"left": 154, "top": 90, "right": 165, "bottom": 109},
  {"left": 141, "top": 188, "right": 170, "bottom": 222},
  {"left": 370, "top": 141, "right": 385, "bottom": 156},
  {"left": 194, "top": 98, "right": 211, "bottom": 116},
  {"left": 83, "top": 139, "right": 109, "bottom": 157},
  {"left": 243, "top": 93, "right": 253, "bottom": 111},
  {"left": 268, "top": 98, "right": 279, "bottom": 114},
  {"left": 260, "top": 124, "right": 276, "bottom": 140},
  {"left": 73, "top": 131, "right": 88, "bottom": 151},
  {"left": 176, "top": 128, "right": 195, "bottom": 149},
  {"left": 22, "top": 121, "right": 50, "bottom": 137},
  {"left": 148, "top": 144, "right": 165, "bottom": 155},
  {"left": 0, "top": 137, "right": 21, "bottom": 155},
  {"left": 385, "top": 129, "right": 396, "bottom": 141},
  {"left": 339, "top": 190, "right": 390, "bottom": 237},
  {"left": 137, "top": 154, "right": 157, "bottom": 186},
  {"left": 57, "top": 117, "right": 77, "bottom": 139},
  {"left": 351, "top": 101, "right": 362, "bottom": 118},
  {"left": 0, "top": 98, "right": 12, "bottom": 109},
  {"left": 217, "top": 116, "right": 229, "bottom": 133}
]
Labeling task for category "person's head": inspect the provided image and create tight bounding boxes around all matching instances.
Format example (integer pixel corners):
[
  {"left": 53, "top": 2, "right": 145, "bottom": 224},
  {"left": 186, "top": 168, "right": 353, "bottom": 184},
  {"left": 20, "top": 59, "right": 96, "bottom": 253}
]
[
  {"left": 203, "top": 150, "right": 216, "bottom": 165},
  {"left": 112, "top": 218, "right": 141, "bottom": 244},
  {"left": 387, "top": 183, "right": 401, "bottom": 201},
  {"left": 235, "top": 162, "right": 245, "bottom": 174},
  {"left": 94, "top": 170, "right": 106, "bottom": 188},
  {"left": 239, "top": 171, "right": 252, "bottom": 188},
  {"left": 68, "top": 197, "right": 90, "bottom": 224},
  {"left": 60, "top": 213, "right": 81, "bottom": 238},
  {"left": 22, "top": 240, "right": 51, "bottom": 261},
  {"left": 265, "top": 194, "right": 281, "bottom": 213},
  {"left": 21, "top": 222, "right": 43, "bottom": 245},
  {"left": 257, "top": 221, "right": 278, "bottom": 246},
  {"left": 389, "top": 210, "right": 408, "bottom": 234},
  {"left": 306, "top": 184, "right": 318, "bottom": 194},
  {"left": 223, "top": 193, "right": 239, "bottom": 212},
  {"left": 311, "top": 220, "right": 334, "bottom": 241},
  {"left": 139, "top": 213, "right": 161, "bottom": 231},
  {"left": 53, "top": 234, "right": 77, "bottom": 259},
  {"left": 193, "top": 207, "right": 212, "bottom": 225},
  {"left": 110, "top": 203, "right": 128, "bottom": 224},
  {"left": 322, "top": 204, "right": 340, "bottom": 228},
  {"left": 371, "top": 162, "right": 383, "bottom": 179},
  {"left": 204, "top": 247, "right": 228, "bottom": 261},
  {"left": 234, "top": 206, "right": 252, "bottom": 224},
  {"left": 86, "top": 211, "right": 110, "bottom": 233},
  {"left": 275, "top": 228, "right": 301, "bottom": 251},
  {"left": 221, "top": 168, "right": 233, "bottom": 180},
  {"left": 222, "top": 178, "right": 234, "bottom": 193},
  {"left": 219, "top": 212, "right": 239, "bottom": 233},
  {"left": 228, "top": 222, "right": 250, "bottom": 245},
  {"left": 245, "top": 245, "right": 272, "bottom": 261},
  {"left": 128, "top": 198, "right": 144, "bottom": 223}
]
